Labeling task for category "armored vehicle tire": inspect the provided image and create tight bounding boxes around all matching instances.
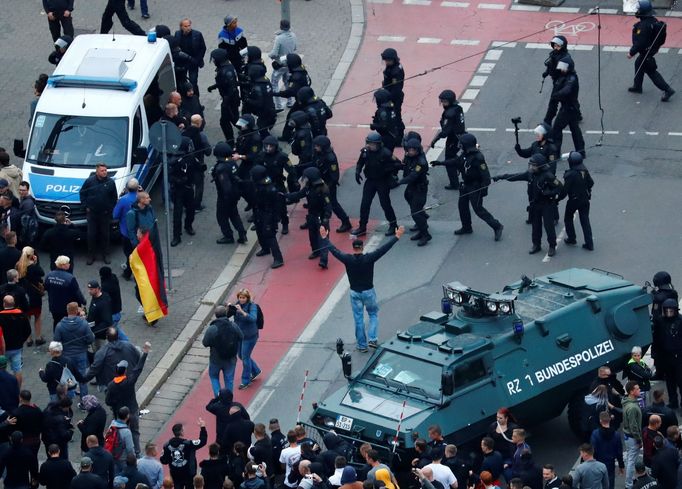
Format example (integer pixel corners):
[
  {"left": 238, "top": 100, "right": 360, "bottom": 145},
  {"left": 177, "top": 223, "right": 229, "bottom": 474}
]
[{"left": 567, "top": 387, "right": 589, "bottom": 440}]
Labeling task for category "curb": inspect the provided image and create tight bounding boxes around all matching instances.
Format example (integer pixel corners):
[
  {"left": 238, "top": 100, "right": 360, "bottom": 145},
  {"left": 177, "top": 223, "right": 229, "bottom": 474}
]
[{"left": 136, "top": 0, "right": 366, "bottom": 412}]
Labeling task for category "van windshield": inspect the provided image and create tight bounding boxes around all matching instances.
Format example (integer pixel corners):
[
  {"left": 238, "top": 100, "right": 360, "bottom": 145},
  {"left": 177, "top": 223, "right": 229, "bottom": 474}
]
[
  {"left": 27, "top": 113, "right": 128, "bottom": 168},
  {"left": 361, "top": 350, "right": 442, "bottom": 399}
]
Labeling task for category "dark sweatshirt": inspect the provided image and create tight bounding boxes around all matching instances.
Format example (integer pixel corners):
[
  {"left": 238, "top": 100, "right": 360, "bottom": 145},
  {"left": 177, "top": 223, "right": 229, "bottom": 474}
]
[{"left": 326, "top": 236, "right": 398, "bottom": 292}]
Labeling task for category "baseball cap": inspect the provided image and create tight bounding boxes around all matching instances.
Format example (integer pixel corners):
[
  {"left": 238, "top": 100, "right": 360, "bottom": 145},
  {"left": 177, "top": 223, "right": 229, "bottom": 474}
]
[
  {"left": 117, "top": 360, "right": 129, "bottom": 369},
  {"left": 0, "top": 178, "right": 8, "bottom": 188},
  {"left": 224, "top": 15, "right": 237, "bottom": 26},
  {"left": 80, "top": 456, "right": 93, "bottom": 468},
  {"left": 87, "top": 280, "right": 100, "bottom": 289}
]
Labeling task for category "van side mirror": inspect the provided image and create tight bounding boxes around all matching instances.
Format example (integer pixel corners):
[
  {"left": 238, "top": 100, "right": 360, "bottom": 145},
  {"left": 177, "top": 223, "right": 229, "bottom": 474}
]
[
  {"left": 441, "top": 372, "right": 454, "bottom": 396},
  {"left": 133, "top": 147, "right": 148, "bottom": 164},
  {"left": 341, "top": 352, "right": 352, "bottom": 379}
]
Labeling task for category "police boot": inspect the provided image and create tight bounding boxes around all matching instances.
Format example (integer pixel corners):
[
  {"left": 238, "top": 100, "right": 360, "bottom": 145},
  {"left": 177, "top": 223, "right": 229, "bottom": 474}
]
[
  {"left": 336, "top": 221, "right": 352, "bottom": 233},
  {"left": 494, "top": 225, "right": 503, "bottom": 242},
  {"left": 237, "top": 234, "right": 248, "bottom": 244},
  {"left": 217, "top": 236, "right": 235, "bottom": 244},
  {"left": 417, "top": 233, "right": 432, "bottom": 247},
  {"left": 444, "top": 184, "right": 459, "bottom": 190},
  {"left": 548, "top": 246, "right": 556, "bottom": 257},
  {"left": 300, "top": 221, "right": 309, "bottom": 230},
  {"left": 662, "top": 89, "right": 676, "bottom": 102},
  {"left": 409, "top": 225, "right": 420, "bottom": 232},
  {"left": 385, "top": 224, "right": 397, "bottom": 236},
  {"left": 528, "top": 244, "right": 541, "bottom": 254},
  {"left": 410, "top": 232, "right": 423, "bottom": 241},
  {"left": 281, "top": 223, "right": 289, "bottom": 235},
  {"left": 454, "top": 227, "right": 473, "bottom": 235},
  {"left": 351, "top": 226, "right": 367, "bottom": 236},
  {"left": 171, "top": 237, "right": 181, "bottom": 247}
]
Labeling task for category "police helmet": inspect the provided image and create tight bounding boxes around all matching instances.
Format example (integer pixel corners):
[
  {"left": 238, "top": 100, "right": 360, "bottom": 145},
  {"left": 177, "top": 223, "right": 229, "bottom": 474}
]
[
  {"left": 213, "top": 142, "right": 233, "bottom": 159},
  {"left": 155, "top": 25, "right": 171, "bottom": 38},
  {"left": 286, "top": 53, "right": 302, "bottom": 69},
  {"left": 289, "top": 111, "right": 309, "bottom": 128},
  {"left": 459, "top": 133, "right": 477, "bottom": 151},
  {"left": 402, "top": 131, "right": 423, "bottom": 149},
  {"left": 662, "top": 298, "right": 679, "bottom": 317},
  {"left": 438, "top": 89, "right": 457, "bottom": 103},
  {"left": 210, "top": 48, "right": 229, "bottom": 65},
  {"left": 236, "top": 114, "right": 256, "bottom": 130},
  {"left": 250, "top": 165, "right": 268, "bottom": 184},
  {"left": 246, "top": 46, "right": 262, "bottom": 62},
  {"left": 312, "top": 135, "right": 331, "bottom": 151},
  {"left": 302, "top": 166, "right": 323, "bottom": 184},
  {"left": 636, "top": 0, "right": 653, "bottom": 16},
  {"left": 365, "top": 131, "right": 383, "bottom": 145},
  {"left": 567, "top": 151, "right": 583, "bottom": 167},
  {"left": 263, "top": 135, "right": 279, "bottom": 147},
  {"left": 405, "top": 139, "right": 422, "bottom": 151},
  {"left": 381, "top": 48, "right": 399, "bottom": 61},
  {"left": 374, "top": 88, "right": 392, "bottom": 105},
  {"left": 248, "top": 63, "right": 267, "bottom": 80},
  {"left": 550, "top": 35, "right": 567, "bottom": 49},
  {"left": 55, "top": 35, "right": 72, "bottom": 50},
  {"left": 296, "top": 86, "right": 316, "bottom": 105},
  {"left": 653, "top": 271, "right": 673, "bottom": 288},
  {"left": 529, "top": 153, "right": 548, "bottom": 167}
]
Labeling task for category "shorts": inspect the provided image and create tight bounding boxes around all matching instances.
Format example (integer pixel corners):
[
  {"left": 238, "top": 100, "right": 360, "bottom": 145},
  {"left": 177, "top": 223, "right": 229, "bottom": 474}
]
[
  {"left": 27, "top": 306, "right": 42, "bottom": 318},
  {"left": 5, "top": 349, "right": 23, "bottom": 373}
]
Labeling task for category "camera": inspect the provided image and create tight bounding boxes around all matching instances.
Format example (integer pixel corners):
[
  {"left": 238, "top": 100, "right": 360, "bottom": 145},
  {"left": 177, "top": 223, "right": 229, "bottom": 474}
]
[
  {"left": 511, "top": 117, "right": 522, "bottom": 125},
  {"left": 227, "top": 304, "right": 237, "bottom": 317}
]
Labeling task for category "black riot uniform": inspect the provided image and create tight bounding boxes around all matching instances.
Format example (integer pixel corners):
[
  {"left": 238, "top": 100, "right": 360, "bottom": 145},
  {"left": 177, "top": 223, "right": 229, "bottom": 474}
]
[
  {"left": 398, "top": 138, "right": 430, "bottom": 246},
  {"left": 628, "top": 0, "right": 675, "bottom": 101},
  {"left": 285, "top": 167, "right": 333, "bottom": 269},
  {"left": 276, "top": 54, "right": 312, "bottom": 140},
  {"left": 381, "top": 48, "right": 405, "bottom": 118},
  {"left": 370, "top": 89, "right": 404, "bottom": 153},
  {"left": 251, "top": 166, "right": 284, "bottom": 269},
  {"left": 651, "top": 272, "right": 678, "bottom": 376},
  {"left": 208, "top": 49, "right": 241, "bottom": 143},
  {"left": 312, "top": 136, "right": 352, "bottom": 233},
  {"left": 167, "top": 36, "right": 193, "bottom": 88},
  {"left": 494, "top": 153, "right": 563, "bottom": 255},
  {"left": 212, "top": 142, "right": 247, "bottom": 244},
  {"left": 542, "top": 36, "right": 583, "bottom": 124},
  {"left": 352, "top": 132, "right": 400, "bottom": 237},
  {"left": 549, "top": 57, "right": 585, "bottom": 157},
  {"left": 515, "top": 122, "right": 560, "bottom": 223},
  {"left": 436, "top": 133, "right": 502, "bottom": 241},
  {"left": 659, "top": 300, "right": 682, "bottom": 408},
  {"left": 288, "top": 111, "right": 314, "bottom": 168},
  {"left": 235, "top": 115, "right": 262, "bottom": 208},
  {"left": 431, "top": 90, "right": 466, "bottom": 190},
  {"left": 243, "top": 64, "right": 277, "bottom": 138},
  {"left": 169, "top": 137, "right": 199, "bottom": 246},
  {"left": 297, "top": 87, "right": 333, "bottom": 137},
  {"left": 260, "top": 135, "right": 298, "bottom": 235},
  {"left": 239, "top": 46, "right": 264, "bottom": 102},
  {"left": 558, "top": 151, "right": 594, "bottom": 250}
]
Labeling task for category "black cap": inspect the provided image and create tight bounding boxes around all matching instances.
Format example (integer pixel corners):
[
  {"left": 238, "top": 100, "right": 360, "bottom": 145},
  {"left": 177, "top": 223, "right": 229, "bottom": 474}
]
[{"left": 87, "top": 280, "right": 100, "bottom": 289}]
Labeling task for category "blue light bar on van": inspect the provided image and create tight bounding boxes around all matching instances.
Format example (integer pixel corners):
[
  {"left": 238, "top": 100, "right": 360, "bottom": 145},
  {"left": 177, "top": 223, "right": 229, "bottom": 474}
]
[{"left": 47, "top": 75, "right": 138, "bottom": 92}]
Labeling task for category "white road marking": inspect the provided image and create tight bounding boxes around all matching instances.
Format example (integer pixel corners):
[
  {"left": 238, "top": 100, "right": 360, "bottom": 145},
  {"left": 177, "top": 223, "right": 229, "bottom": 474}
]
[
  {"left": 646, "top": 131, "right": 659, "bottom": 136},
  {"left": 357, "top": 124, "right": 371, "bottom": 128},
  {"left": 525, "top": 43, "right": 547, "bottom": 49},
  {"left": 665, "top": 10, "right": 682, "bottom": 16},
  {"left": 460, "top": 102, "right": 472, "bottom": 113},
  {"left": 404, "top": 0, "right": 432, "bottom": 4},
  {"left": 441, "top": 1, "right": 470, "bottom": 6},
  {"left": 505, "top": 128, "right": 533, "bottom": 132},
  {"left": 669, "top": 132, "right": 682, "bottom": 136},
  {"left": 604, "top": 46, "right": 630, "bottom": 52},
  {"left": 511, "top": 4, "right": 541, "bottom": 10},
  {"left": 418, "top": 37, "right": 443, "bottom": 44},
  {"left": 492, "top": 41, "right": 517, "bottom": 48},
  {"left": 478, "top": 2, "right": 506, "bottom": 8},
  {"left": 478, "top": 62, "right": 496, "bottom": 74},
  {"left": 549, "top": 6, "right": 580, "bottom": 12},
  {"left": 451, "top": 39, "right": 481, "bottom": 45},
  {"left": 658, "top": 48, "right": 670, "bottom": 53},
  {"left": 469, "top": 75, "right": 488, "bottom": 87},
  {"left": 461, "top": 89, "right": 480, "bottom": 100},
  {"left": 598, "top": 8, "right": 619, "bottom": 13},
  {"left": 405, "top": 125, "right": 425, "bottom": 129},
  {"left": 629, "top": 131, "right": 636, "bottom": 135},
  {"left": 485, "top": 49, "right": 503, "bottom": 60},
  {"left": 378, "top": 35, "right": 406, "bottom": 42},
  {"left": 367, "top": 0, "right": 394, "bottom": 3},
  {"left": 468, "top": 127, "right": 497, "bottom": 131},
  {"left": 572, "top": 44, "right": 594, "bottom": 51},
  {"left": 327, "top": 123, "right": 353, "bottom": 128}
]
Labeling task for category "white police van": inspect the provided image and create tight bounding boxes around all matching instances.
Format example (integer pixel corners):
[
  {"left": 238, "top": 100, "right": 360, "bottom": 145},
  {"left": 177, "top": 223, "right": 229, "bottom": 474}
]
[{"left": 24, "top": 33, "right": 176, "bottom": 225}]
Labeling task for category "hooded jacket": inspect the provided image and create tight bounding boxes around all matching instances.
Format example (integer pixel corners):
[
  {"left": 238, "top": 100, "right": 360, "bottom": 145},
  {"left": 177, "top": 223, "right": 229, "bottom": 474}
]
[
  {"left": 105, "top": 352, "right": 148, "bottom": 414},
  {"left": 269, "top": 30, "right": 298, "bottom": 59},
  {"left": 54, "top": 315, "right": 95, "bottom": 357},
  {"left": 590, "top": 426, "right": 624, "bottom": 470},
  {"left": 0, "top": 165, "right": 23, "bottom": 197},
  {"left": 622, "top": 396, "right": 642, "bottom": 441},
  {"left": 205, "top": 389, "right": 250, "bottom": 443},
  {"left": 126, "top": 202, "right": 158, "bottom": 247},
  {"left": 161, "top": 427, "right": 208, "bottom": 477},
  {"left": 85, "top": 340, "right": 141, "bottom": 386}
]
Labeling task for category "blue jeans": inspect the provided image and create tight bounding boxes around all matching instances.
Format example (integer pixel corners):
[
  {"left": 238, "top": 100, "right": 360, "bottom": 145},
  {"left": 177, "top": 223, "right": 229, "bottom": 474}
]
[
  {"left": 239, "top": 337, "right": 261, "bottom": 385},
  {"left": 350, "top": 288, "right": 379, "bottom": 349},
  {"left": 65, "top": 352, "right": 90, "bottom": 397},
  {"left": 112, "top": 312, "right": 129, "bottom": 341},
  {"left": 209, "top": 357, "right": 237, "bottom": 396},
  {"left": 624, "top": 435, "right": 640, "bottom": 489},
  {"left": 127, "top": 0, "right": 148, "bottom": 15}
]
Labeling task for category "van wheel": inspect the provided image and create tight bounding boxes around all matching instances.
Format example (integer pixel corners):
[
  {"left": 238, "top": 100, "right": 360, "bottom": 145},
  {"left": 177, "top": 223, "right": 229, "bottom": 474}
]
[{"left": 567, "top": 388, "right": 588, "bottom": 440}]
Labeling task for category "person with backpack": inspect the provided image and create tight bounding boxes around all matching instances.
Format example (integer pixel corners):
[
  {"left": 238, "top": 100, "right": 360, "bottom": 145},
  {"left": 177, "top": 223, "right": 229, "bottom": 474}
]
[
  {"left": 105, "top": 342, "right": 151, "bottom": 456},
  {"left": 203, "top": 306, "right": 243, "bottom": 396},
  {"left": 627, "top": 0, "right": 674, "bottom": 102},
  {"left": 38, "top": 341, "right": 85, "bottom": 401},
  {"left": 161, "top": 419, "right": 208, "bottom": 489},
  {"left": 105, "top": 406, "right": 136, "bottom": 475},
  {"left": 229, "top": 289, "right": 263, "bottom": 390}
]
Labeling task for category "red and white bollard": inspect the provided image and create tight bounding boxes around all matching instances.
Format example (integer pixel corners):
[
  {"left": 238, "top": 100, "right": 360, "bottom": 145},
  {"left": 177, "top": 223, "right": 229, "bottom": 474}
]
[
  {"left": 392, "top": 400, "right": 407, "bottom": 453},
  {"left": 296, "top": 369, "right": 310, "bottom": 424}
]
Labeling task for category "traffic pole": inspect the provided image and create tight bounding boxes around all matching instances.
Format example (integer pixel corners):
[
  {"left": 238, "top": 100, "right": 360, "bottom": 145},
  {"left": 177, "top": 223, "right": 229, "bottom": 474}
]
[
  {"left": 297, "top": 369, "right": 309, "bottom": 424},
  {"left": 392, "top": 400, "right": 407, "bottom": 453},
  {"left": 160, "top": 121, "right": 173, "bottom": 291},
  {"left": 281, "top": 0, "right": 291, "bottom": 23}
]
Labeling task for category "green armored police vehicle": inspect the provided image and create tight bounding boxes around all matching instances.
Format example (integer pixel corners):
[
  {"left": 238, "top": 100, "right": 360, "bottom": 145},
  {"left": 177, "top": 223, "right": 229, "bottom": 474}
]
[{"left": 309, "top": 268, "right": 652, "bottom": 454}]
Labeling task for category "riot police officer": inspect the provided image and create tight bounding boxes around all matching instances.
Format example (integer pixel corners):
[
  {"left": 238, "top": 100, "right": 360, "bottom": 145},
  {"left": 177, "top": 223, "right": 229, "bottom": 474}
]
[
  {"left": 381, "top": 48, "right": 405, "bottom": 119},
  {"left": 243, "top": 63, "right": 277, "bottom": 138},
  {"left": 430, "top": 90, "right": 465, "bottom": 190},
  {"left": 312, "top": 135, "right": 352, "bottom": 233},
  {"left": 651, "top": 272, "right": 678, "bottom": 377},
  {"left": 239, "top": 46, "right": 264, "bottom": 101},
  {"left": 169, "top": 137, "right": 199, "bottom": 247},
  {"left": 260, "top": 135, "right": 298, "bottom": 235},
  {"left": 251, "top": 165, "right": 284, "bottom": 269},
  {"left": 494, "top": 153, "right": 562, "bottom": 255},
  {"left": 352, "top": 132, "right": 400, "bottom": 237},
  {"left": 549, "top": 57, "right": 585, "bottom": 157},
  {"left": 297, "top": 87, "right": 333, "bottom": 137},
  {"left": 659, "top": 299, "right": 682, "bottom": 408},
  {"left": 212, "top": 142, "right": 247, "bottom": 244},
  {"left": 370, "top": 88, "right": 404, "bottom": 153},
  {"left": 398, "top": 138, "right": 430, "bottom": 246},
  {"left": 285, "top": 167, "right": 333, "bottom": 269},
  {"left": 558, "top": 151, "right": 594, "bottom": 250},
  {"left": 434, "top": 133, "right": 503, "bottom": 241},
  {"left": 542, "top": 36, "right": 583, "bottom": 124},
  {"left": 207, "top": 48, "right": 240, "bottom": 143},
  {"left": 287, "top": 111, "right": 314, "bottom": 168},
  {"left": 234, "top": 114, "right": 262, "bottom": 209},
  {"left": 628, "top": 0, "right": 675, "bottom": 101},
  {"left": 276, "top": 53, "right": 312, "bottom": 140}
]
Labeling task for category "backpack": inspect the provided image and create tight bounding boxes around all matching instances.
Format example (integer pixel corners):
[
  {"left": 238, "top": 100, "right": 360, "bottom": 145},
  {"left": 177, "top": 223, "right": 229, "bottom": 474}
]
[
  {"left": 104, "top": 425, "right": 125, "bottom": 460},
  {"left": 650, "top": 19, "right": 667, "bottom": 54},
  {"left": 255, "top": 303, "right": 264, "bottom": 330},
  {"left": 51, "top": 360, "right": 78, "bottom": 390},
  {"left": 20, "top": 209, "right": 38, "bottom": 245},
  {"left": 216, "top": 321, "right": 240, "bottom": 359}
]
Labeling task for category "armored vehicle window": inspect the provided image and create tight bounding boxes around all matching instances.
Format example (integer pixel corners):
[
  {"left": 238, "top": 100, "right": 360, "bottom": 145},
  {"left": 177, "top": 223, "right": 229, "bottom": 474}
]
[
  {"left": 363, "top": 350, "right": 442, "bottom": 399},
  {"left": 453, "top": 358, "right": 487, "bottom": 389}
]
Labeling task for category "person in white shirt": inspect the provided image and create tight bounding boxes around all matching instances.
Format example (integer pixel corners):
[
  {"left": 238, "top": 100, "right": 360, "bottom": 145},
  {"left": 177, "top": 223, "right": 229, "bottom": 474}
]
[
  {"left": 328, "top": 456, "right": 346, "bottom": 487},
  {"left": 279, "top": 430, "right": 301, "bottom": 488},
  {"left": 425, "top": 449, "right": 458, "bottom": 489}
]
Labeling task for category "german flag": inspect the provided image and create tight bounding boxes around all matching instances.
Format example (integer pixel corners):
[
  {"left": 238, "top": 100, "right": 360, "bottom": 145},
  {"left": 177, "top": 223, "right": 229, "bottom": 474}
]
[{"left": 130, "top": 231, "right": 168, "bottom": 323}]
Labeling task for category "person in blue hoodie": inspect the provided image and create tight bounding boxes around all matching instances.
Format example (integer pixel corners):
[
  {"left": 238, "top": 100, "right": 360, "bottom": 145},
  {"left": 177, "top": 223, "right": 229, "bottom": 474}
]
[
  {"left": 112, "top": 179, "right": 140, "bottom": 281},
  {"left": 230, "top": 289, "right": 261, "bottom": 390},
  {"left": 107, "top": 407, "right": 136, "bottom": 475},
  {"left": 590, "top": 411, "right": 624, "bottom": 489},
  {"left": 54, "top": 302, "right": 94, "bottom": 398}
]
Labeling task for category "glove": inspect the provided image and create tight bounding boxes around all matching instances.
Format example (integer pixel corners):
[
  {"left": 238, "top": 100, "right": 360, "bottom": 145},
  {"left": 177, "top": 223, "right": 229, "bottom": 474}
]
[
  {"left": 514, "top": 143, "right": 521, "bottom": 151},
  {"left": 492, "top": 176, "right": 501, "bottom": 182},
  {"left": 542, "top": 72, "right": 549, "bottom": 79},
  {"left": 355, "top": 173, "right": 363, "bottom": 185},
  {"left": 207, "top": 85, "right": 215, "bottom": 93},
  {"left": 272, "top": 60, "right": 282, "bottom": 70},
  {"left": 429, "top": 160, "right": 441, "bottom": 167},
  {"left": 369, "top": 123, "right": 377, "bottom": 130},
  {"left": 430, "top": 140, "right": 437, "bottom": 149}
]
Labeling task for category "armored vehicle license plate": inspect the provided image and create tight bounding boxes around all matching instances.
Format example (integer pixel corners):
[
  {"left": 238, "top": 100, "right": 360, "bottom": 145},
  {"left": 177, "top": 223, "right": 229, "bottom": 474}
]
[{"left": 335, "top": 415, "right": 353, "bottom": 431}]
